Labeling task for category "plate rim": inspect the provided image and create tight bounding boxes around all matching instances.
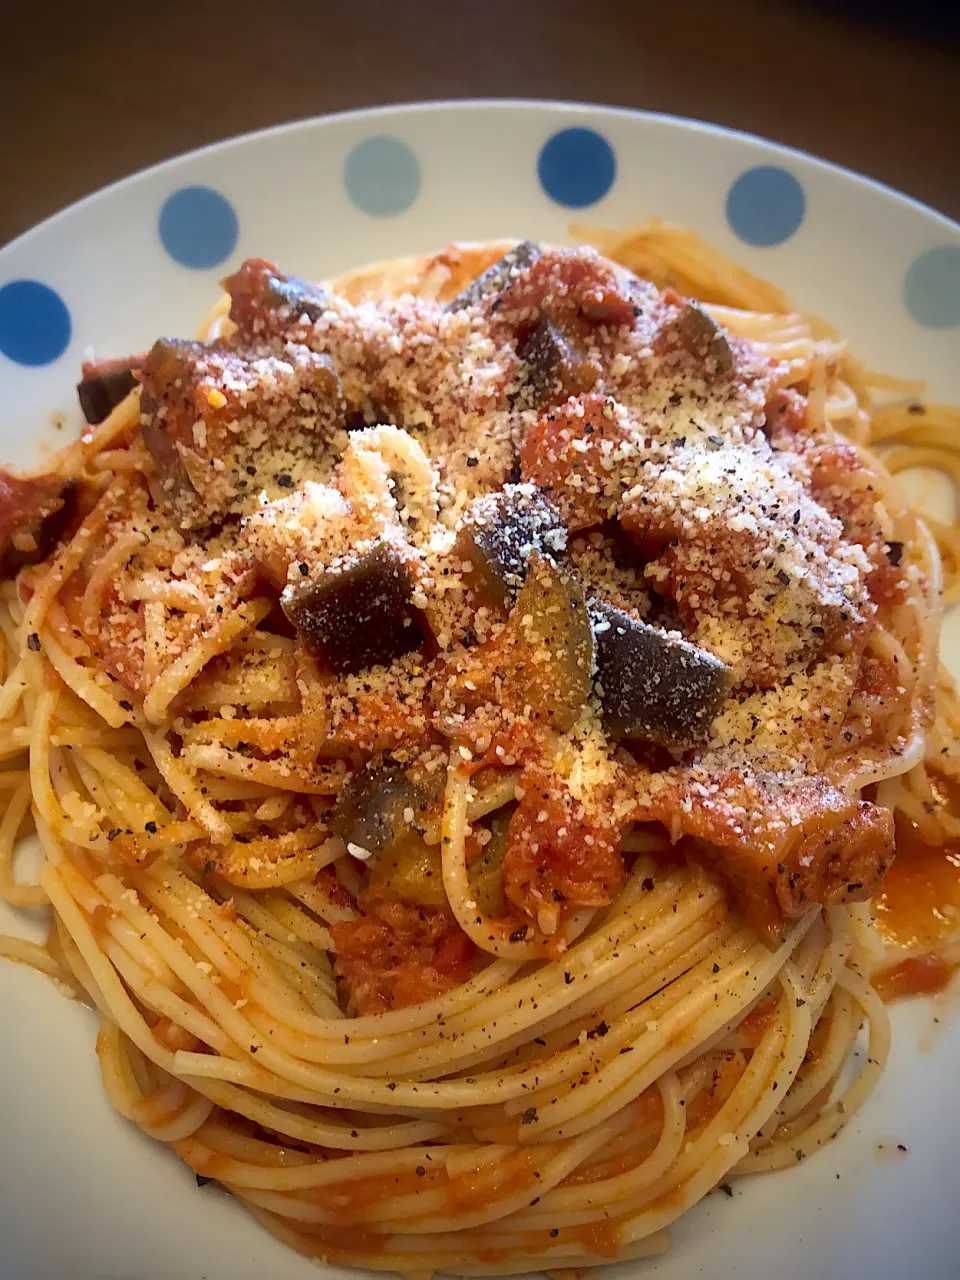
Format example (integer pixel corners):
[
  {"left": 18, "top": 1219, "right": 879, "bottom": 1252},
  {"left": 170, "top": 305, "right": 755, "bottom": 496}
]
[{"left": 2, "top": 97, "right": 958, "bottom": 261}]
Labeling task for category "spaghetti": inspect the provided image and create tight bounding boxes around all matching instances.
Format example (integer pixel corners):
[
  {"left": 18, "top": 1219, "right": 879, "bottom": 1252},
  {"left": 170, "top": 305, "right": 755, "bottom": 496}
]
[{"left": 0, "top": 226, "right": 957, "bottom": 1275}]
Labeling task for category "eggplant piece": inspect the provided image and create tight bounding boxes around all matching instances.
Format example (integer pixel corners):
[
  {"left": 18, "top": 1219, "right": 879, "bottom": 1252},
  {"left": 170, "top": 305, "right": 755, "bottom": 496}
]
[
  {"left": 590, "top": 599, "right": 733, "bottom": 747},
  {"left": 454, "top": 485, "right": 566, "bottom": 609},
  {"left": 224, "top": 258, "right": 329, "bottom": 332},
  {"left": 260, "top": 272, "right": 329, "bottom": 323},
  {"left": 283, "top": 542, "right": 426, "bottom": 674},
  {"left": 331, "top": 760, "right": 443, "bottom": 858},
  {"left": 665, "top": 302, "right": 734, "bottom": 375},
  {"left": 516, "top": 319, "right": 597, "bottom": 409},
  {"left": 468, "top": 806, "right": 512, "bottom": 916},
  {"left": 455, "top": 552, "right": 594, "bottom": 732},
  {"left": 77, "top": 355, "right": 144, "bottom": 425},
  {"left": 446, "top": 241, "right": 542, "bottom": 312},
  {"left": 368, "top": 836, "right": 446, "bottom": 907},
  {"left": 508, "top": 553, "right": 594, "bottom": 731}
]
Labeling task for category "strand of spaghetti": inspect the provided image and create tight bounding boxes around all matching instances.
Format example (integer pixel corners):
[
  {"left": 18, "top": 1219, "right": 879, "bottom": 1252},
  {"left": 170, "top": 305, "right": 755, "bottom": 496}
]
[
  {"left": 441, "top": 761, "right": 585, "bottom": 959},
  {"left": 195, "top": 826, "right": 336, "bottom": 890},
  {"left": 80, "top": 531, "right": 146, "bottom": 634},
  {"left": 28, "top": 682, "right": 62, "bottom": 836},
  {"left": 514, "top": 1074, "right": 687, "bottom": 1224},
  {"left": 79, "top": 389, "right": 142, "bottom": 459},
  {"left": 98, "top": 1023, "right": 215, "bottom": 1141},
  {"left": 870, "top": 402, "right": 960, "bottom": 443},
  {"left": 142, "top": 598, "right": 273, "bottom": 724},
  {"left": 572, "top": 219, "right": 791, "bottom": 310},
  {"left": 180, "top": 739, "right": 344, "bottom": 794},
  {"left": 519, "top": 994, "right": 800, "bottom": 1242},
  {"left": 39, "top": 861, "right": 178, "bottom": 1071},
  {"left": 106, "top": 871, "right": 250, "bottom": 987},
  {"left": 421, "top": 769, "right": 520, "bottom": 845},
  {"left": 0, "top": 777, "right": 45, "bottom": 906},
  {"left": 95, "top": 935, "right": 240, "bottom": 1059},
  {"left": 340, "top": 424, "right": 440, "bottom": 544},
  {"left": 244, "top": 1205, "right": 670, "bottom": 1275},
  {"left": 142, "top": 727, "right": 232, "bottom": 842},
  {"left": 378, "top": 910, "right": 735, "bottom": 1083},
  {"left": 648, "top": 980, "right": 807, "bottom": 1221},
  {"left": 185, "top": 1121, "right": 618, "bottom": 1213},
  {"left": 0, "top": 933, "right": 66, "bottom": 978},
  {"left": 170, "top": 914, "right": 768, "bottom": 1110},
  {"left": 246, "top": 888, "right": 334, "bottom": 953},
  {"left": 70, "top": 747, "right": 173, "bottom": 829},
  {"left": 237, "top": 1116, "right": 629, "bottom": 1233},
  {"left": 51, "top": 910, "right": 98, "bottom": 1003},
  {"left": 41, "top": 628, "right": 132, "bottom": 728},
  {"left": 19, "top": 479, "right": 118, "bottom": 647},
  {"left": 181, "top": 1078, "right": 447, "bottom": 1151},
  {"left": 513, "top": 915, "right": 815, "bottom": 1145},
  {"left": 224, "top": 883, "right": 334, "bottom": 956},
  {"left": 0, "top": 658, "right": 28, "bottom": 722},
  {"left": 245, "top": 940, "right": 341, "bottom": 1017},
  {"left": 735, "top": 961, "right": 890, "bottom": 1173}
]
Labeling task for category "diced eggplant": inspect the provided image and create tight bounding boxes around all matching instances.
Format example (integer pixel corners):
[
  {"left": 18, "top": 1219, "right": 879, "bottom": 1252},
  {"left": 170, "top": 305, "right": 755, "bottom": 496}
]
[
  {"left": 454, "top": 485, "right": 566, "bottom": 609},
  {"left": 468, "top": 806, "right": 512, "bottom": 916},
  {"left": 283, "top": 542, "right": 426, "bottom": 674},
  {"left": 368, "top": 836, "right": 447, "bottom": 907},
  {"left": 516, "top": 319, "right": 597, "bottom": 409},
  {"left": 456, "top": 552, "right": 594, "bottom": 732},
  {"left": 590, "top": 599, "right": 733, "bottom": 747},
  {"left": 666, "top": 302, "right": 734, "bottom": 375},
  {"left": 331, "top": 760, "right": 443, "bottom": 859},
  {"left": 223, "top": 258, "right": 330, "bottom": 333},
  {"left": 511, "top": 553, "right": 594, "bottom": 731},
  {"left": 446, "top": 241, "right": 542, "bottom": 312},
  {"left": 77, "top": 355, "right": 144, "bottom": 425},
  {"left": 260, "top": 272, "right": 329, "bottom": 322}
]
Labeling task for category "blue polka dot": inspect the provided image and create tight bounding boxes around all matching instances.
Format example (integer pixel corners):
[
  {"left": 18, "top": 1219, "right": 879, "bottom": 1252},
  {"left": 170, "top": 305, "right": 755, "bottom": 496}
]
[
  {"left": 903, "top": 245, "right": 960, "bottom": 329},
  {"left": 159, "top": 186, "right": 238, "bottom": 269},
  {"left": 725, "top": 166, "right": 806, "bottom": 247},
  {"left": 344, "top": 137, "right": 421, "bottom": 217},
  {"left": 0, "top": 280, "right": 71, "bottom": 367},
  {"left": 538, "top": 128, "right": 616, "bottom": 209}
]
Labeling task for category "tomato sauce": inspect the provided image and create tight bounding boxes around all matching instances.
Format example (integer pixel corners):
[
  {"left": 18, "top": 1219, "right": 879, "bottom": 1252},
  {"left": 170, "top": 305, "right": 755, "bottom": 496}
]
[
  {"left": 874, "top": 815, "right": 960, "bottom": 951},
  {"left": 571, "top": 1218, "right": 622, "bottom": 1259},
  {"left": 873, "top": 953, "right": 952, "bottom": 1001},
  {"left": 872, "top": 806, "right": 960, "bottom": 999}
]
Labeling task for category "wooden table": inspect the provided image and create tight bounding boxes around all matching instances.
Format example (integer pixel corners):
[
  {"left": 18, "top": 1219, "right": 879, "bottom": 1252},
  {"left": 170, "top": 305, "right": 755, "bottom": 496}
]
[{"left": 2, "top": 0, "right": 958, "bottom": 246}]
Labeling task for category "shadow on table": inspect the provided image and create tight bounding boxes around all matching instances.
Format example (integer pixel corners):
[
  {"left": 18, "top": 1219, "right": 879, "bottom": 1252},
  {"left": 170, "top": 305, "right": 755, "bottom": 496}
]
[{"left": 797, "top": 0, "right": 960, "bottom": 44}]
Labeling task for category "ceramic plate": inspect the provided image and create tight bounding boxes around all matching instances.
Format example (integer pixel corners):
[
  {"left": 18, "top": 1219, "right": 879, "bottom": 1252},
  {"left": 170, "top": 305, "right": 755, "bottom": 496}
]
[{"left": 1, "top": 101, "right": 959, "bottom": 1280}]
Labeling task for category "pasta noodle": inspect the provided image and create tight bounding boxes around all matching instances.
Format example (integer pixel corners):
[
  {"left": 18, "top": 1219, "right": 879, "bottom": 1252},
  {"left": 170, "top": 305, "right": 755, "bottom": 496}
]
[{"left": 0, "top": 223, "right": 958, "bottom": 1276}]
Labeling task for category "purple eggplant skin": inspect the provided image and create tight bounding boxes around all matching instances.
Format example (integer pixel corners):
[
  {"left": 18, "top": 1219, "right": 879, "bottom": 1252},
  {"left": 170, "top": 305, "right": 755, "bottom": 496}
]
[
  {"left": 454, "top": 485, "right": 566, "bottom": 609},
  {"left": 330, "top": 759, "right": 444, "bottom": 858},
  {"left": 445, "top": 241, "right": 543, "bottom": 312},
  {"left": 283, "top": 542, "right": 426, "bottom": 675},
  {"left": 590, "top": 598, "right": 733, "bottom": 747},
  {"left": 77, "top": 356, "right": 144, "bottom": 425},
  {"left": 515, "top": 318, "right": 598, "bottom": 410},
  {"left": 664, "top": 302, "right": 734, "bottom": 376}
]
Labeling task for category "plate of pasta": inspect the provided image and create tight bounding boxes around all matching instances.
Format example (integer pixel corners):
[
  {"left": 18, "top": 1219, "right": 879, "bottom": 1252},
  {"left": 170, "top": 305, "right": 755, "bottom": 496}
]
[{"left": 1, "top": 101, "right": 959, "bottom": 1280}]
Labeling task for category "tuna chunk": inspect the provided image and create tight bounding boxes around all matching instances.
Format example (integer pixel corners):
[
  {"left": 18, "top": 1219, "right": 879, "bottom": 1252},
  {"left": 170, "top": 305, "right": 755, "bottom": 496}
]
[{"left": 0, "top": 470, "right": 74, "bottom": 577}]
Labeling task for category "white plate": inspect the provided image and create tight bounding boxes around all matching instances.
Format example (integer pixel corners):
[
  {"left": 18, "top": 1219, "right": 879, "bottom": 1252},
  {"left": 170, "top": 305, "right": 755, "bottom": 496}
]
[{"left": 1, "top": 101, "right": 959, "bottom": 1280}]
